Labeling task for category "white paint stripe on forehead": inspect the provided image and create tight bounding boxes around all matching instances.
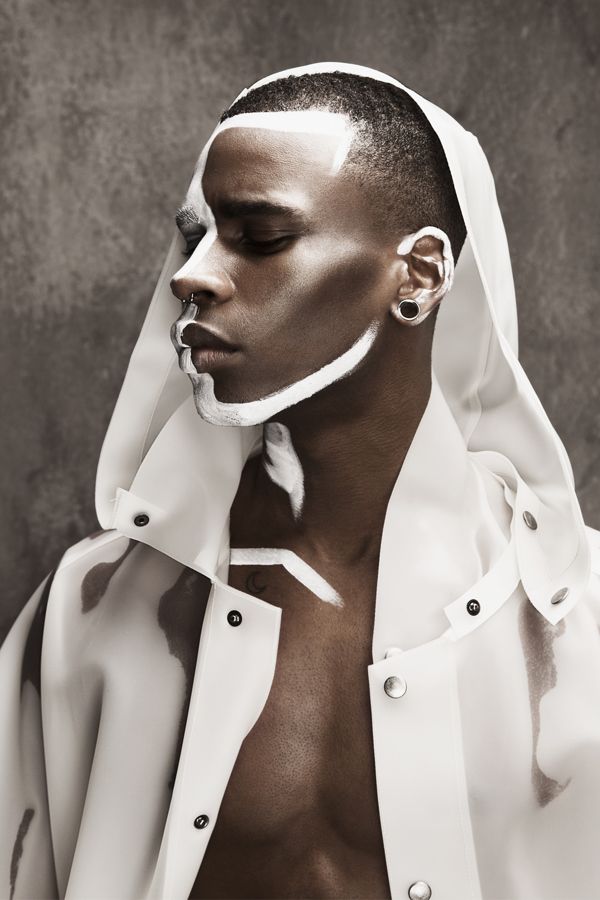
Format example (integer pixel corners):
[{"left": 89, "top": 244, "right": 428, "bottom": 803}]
[
  {"left": 184, "top": 109, "right": 356, "bottom": 226},
  {"left": 208, "top": 109, "right": 356, "bottom": 176}
]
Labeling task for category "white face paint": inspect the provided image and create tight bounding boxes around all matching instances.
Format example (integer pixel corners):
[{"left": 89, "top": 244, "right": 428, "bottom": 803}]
[
  {"left": 169, "top": 108, "right": 385, "bottom": 427},
  {"left": 263, "top": 422, "right": 305, "bottom": 520},
  {"left": 229, "top": 547, "right": 343, "bottom": 607},
  {"left": 171, "top": 302, "right": 381, "bottom": 426},
  {"left": 213, "top": 109, "right": 355, "bottom": 175}
]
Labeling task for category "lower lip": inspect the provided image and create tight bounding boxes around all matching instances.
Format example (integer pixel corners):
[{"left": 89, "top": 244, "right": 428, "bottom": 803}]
[{"left": 191, "top": 347, "right": 239, "bottom": 372}]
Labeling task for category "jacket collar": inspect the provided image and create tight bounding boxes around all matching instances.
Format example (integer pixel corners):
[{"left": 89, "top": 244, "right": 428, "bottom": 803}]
[
  {"left": 106, "top": 371, "right": 588, "bottom": 662},
  {"left": 373, "top": 372, "right": 589, "bottom": 658}
]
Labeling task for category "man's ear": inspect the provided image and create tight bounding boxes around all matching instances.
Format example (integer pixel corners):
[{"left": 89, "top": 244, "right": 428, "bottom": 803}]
[{"left": 392, "top": 226, "right": 454, "bottom": 327}]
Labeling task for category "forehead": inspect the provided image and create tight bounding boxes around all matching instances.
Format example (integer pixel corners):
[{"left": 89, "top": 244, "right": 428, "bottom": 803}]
[
  {"left": 206, "top": 128, "right": 346, "bottom": 190},
  {"left": 184, "top": 111, "right": 358, "bottom": 214}
]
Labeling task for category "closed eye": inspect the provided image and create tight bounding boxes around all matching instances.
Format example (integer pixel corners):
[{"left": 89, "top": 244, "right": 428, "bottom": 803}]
[
  {"left": 239, "top": 234, "right": 295, "bottom": 255},
  {"left": 180, "top": 228, "right": 297, "bottom": 258}
]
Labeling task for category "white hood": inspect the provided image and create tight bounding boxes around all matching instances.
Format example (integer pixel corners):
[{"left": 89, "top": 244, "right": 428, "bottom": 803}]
[{"left": 94, "top": 61, "right": 591, "bottom": 627}]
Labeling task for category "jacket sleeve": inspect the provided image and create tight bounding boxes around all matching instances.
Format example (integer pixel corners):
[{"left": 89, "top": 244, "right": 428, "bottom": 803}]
[{"left": 0, "top": 573, "right": 60, "bottom": 899}]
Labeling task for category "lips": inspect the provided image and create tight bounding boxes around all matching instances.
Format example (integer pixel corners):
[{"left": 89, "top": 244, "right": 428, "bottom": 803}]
[
  {"left": 176, "top": 322, "right": 240, "bottom": 373},
  {"left": 182, "top": 323, "right": 238, "bottom": 352}
]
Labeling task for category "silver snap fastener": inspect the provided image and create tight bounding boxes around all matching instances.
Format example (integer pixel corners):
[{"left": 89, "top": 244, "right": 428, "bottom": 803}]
[
  {"left": 522, "top": 510, "right": 538, "bottom": 530},
  {"left": 384, "top": 646, "right": 403, "bottom": 659},
  {"left": 466, "top": 598, "right": 480, "bottom": 616},
  {"left": 408, "top": 881, "right": 432, "bottom": 900},
  {"left": 193, "top": 814, "right": 210, "bottom": 829},
  {"left": 550, "top": 586, "right": 569, "bottom": 605},
  {"left": 227, "top": 609, "right": 242, "bottom": 627},
  {"left": 133, "top": 513, "right": 149, "bottom": 527},
  {"left": 384, "top": 675, "right": 407, "bottom": 698}
]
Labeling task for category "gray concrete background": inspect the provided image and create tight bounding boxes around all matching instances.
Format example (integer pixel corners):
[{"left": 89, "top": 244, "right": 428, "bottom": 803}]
[{"left": 1, "top": 0, "right": 598, "bottom": 640}]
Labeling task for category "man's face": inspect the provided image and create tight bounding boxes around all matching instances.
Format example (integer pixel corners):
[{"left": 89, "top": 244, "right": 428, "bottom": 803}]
[{"left": 170, "top": 114, "right": 397, "bottom": 408}]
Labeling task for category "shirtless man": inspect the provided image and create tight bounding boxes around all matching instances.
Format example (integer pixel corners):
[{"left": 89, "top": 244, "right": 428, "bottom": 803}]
[
  {"left": 168, "top": 72, "right": 464, "bottom": 898},
  {"left": 7, "top": 64, "right": 595, "bottom": 900}
]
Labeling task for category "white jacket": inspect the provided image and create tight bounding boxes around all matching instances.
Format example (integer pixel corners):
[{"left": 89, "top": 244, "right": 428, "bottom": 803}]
[{"left": 2, "top": 62, "right": 600, "bottom": 900}]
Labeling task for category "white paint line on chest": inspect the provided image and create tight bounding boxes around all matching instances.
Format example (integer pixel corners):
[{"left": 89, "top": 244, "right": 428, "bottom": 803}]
[{"left": 229, "top": 547, "right": 343, "bottom": 607}]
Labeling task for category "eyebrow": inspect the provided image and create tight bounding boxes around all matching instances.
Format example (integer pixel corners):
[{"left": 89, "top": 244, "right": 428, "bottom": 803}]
[
  {"left": 216, "top": 198, "right": 306, "bottom": 219},
  {"left": 174, "top": 198, "right": 307, "bottom": 231}
]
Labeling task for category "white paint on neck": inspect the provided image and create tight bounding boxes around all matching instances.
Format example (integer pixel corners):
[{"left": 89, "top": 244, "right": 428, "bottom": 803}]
[
  {"left": 229, "top": 546, "right": 343, "bottom": 607},
  {"left": 263, "top": 422, "right": 305, "bottom": 521}
]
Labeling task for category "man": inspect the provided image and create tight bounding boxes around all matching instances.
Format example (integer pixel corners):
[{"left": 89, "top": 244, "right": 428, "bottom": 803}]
[{"left": 1, "top": 62, "right": 600, "bottom": 900}]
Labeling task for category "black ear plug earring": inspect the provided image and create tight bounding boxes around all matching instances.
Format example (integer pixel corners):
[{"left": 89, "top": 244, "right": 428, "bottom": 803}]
[{"left": 397, "top": 299, "right": 421, "bottom": 321}]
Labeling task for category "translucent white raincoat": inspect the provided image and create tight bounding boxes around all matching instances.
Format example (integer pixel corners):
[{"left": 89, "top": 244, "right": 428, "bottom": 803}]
[{"left": 2, "top": 62, "right": 600, "bottom": 900}]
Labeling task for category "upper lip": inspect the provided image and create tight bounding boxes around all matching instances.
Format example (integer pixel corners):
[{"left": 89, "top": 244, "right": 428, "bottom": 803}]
[{"left": 181, "top": 323, "right": 238, "bottom": 351}]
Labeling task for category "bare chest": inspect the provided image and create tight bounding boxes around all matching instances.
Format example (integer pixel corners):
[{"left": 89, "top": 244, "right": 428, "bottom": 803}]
[{"left": 189, "top": 559, "right": 391, "bottom": 898}]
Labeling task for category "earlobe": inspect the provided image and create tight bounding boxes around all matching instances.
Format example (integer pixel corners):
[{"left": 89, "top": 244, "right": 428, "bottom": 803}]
[
  {"left": 396, "top": 298, "right": 423, "bottom": 322},
  {"left": 391, "top": 226, "right": 454, "bottom": 327}
]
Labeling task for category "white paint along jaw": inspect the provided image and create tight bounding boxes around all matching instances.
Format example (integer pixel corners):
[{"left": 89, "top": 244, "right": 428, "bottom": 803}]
[{"left": 178, "top": 321, "right": 381, "bottom": 426}]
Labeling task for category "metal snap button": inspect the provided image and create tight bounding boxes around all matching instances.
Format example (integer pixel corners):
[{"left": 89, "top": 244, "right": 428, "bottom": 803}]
[
  {"left": 227, "top": 609, "right": 242, "bottom": 627},
  {"left": 193, "top": 814, "right": 210, "bottom": 829},
  {"left": 384, "top": 675, "right": 407, "bottom": 698},
  {"left": 550, "top": 586, "right": 569, "bottom": 605},
  {"left": 522, "top": 510, "right": 538, "bottom": 530},
  {"left": 408, "top": 881, "right": 432, "bottom": 900},
  {"left": 466, "top": 598, "right": 480, "bottom": 616},
  {"left": 133, "top": 513, "right": 149, "bottom": 527}
]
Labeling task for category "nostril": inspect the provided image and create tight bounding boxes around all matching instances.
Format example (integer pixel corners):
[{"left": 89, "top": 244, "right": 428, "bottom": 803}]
[
  {"left": 183, "top": 289, "right": 215, "bottom": 304},
  {"left": 170, "top": 279, "right": 197, "bottom": 305}
]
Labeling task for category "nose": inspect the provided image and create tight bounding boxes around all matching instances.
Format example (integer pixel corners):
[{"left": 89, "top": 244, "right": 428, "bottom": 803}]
[{"left": 170, "top": 267, "right": 234, "bottom": 306}]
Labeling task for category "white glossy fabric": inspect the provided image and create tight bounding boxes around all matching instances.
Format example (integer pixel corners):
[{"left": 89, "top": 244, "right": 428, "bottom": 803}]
[{"left": 2, "top": 62, "right": 600, "bottom": 900}]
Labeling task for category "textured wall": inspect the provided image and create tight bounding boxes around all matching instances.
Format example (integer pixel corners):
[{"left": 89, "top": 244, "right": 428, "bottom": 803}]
[{"left": 1, "top": 0, "right": 598, "bottom": 640}]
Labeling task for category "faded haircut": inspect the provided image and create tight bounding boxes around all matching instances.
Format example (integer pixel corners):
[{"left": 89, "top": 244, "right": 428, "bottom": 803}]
[{"left": 220, "top": 72, "right": 467, "bottom": 265}]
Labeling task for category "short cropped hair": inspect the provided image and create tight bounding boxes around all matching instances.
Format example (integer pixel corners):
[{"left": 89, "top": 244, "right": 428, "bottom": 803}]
[{"left": 220, "top": 72, "right": 467, "bottom": 265}]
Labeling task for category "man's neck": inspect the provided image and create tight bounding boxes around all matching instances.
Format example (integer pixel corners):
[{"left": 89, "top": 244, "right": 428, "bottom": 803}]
[{"left": 234, "top": 350, "right": 432, "bottom": 567}]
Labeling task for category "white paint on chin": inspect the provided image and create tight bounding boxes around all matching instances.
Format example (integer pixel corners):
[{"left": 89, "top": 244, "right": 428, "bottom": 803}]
[
  {"left": 177, "top": 318, "right": 380, "bottom": 426},
  {"left": 263, "top": 422, "right": 305, "bottom": 521}
]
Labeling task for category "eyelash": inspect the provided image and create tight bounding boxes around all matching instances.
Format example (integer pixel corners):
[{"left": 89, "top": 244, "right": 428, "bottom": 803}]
[
  {"left": 240, "top": 235, "right": 292, "bottom": 254},
  {"left": 181, "top": 234, "right": 292, "bottom": 258}
]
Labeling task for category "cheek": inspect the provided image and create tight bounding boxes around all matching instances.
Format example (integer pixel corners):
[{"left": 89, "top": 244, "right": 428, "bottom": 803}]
[
  {"left": 242, "top": 238, "right": 386, "bottom": 348},
  {"left": 211, "top": 241, "right": 387, "bottom": 400},
  {"left": 309, "top": 245, "right": 384, "bottom": 322}
]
